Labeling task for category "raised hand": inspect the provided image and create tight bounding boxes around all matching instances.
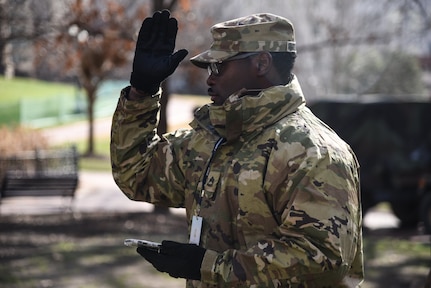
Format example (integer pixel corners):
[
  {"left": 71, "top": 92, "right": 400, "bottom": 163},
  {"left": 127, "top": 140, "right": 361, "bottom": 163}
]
[{"left": 130, "top": 10, "right": 188, "bottom": 94}]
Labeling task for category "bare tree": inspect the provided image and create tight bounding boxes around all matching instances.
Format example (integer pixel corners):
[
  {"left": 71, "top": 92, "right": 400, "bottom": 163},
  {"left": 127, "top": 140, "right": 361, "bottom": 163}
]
[
  {"left": 33, "top": 0, "right": 150, "bottom": 156},
  {"left": 32, "top": 0, "right": 192, "bottom": 157}
]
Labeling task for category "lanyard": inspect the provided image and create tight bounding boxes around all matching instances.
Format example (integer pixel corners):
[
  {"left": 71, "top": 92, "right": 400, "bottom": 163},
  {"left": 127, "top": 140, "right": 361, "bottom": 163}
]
[
  {"left": 190, "top": 137, "right": 226, "bottom": 245},
  {"left": 194, "top": 137, "right": 226, "bottom": 216}
]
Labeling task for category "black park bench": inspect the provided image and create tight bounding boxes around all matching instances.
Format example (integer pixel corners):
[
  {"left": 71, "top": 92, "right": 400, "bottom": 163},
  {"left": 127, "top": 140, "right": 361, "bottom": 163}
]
[{"left": 0, "top": 146, "right": 79, "bottom": 211}]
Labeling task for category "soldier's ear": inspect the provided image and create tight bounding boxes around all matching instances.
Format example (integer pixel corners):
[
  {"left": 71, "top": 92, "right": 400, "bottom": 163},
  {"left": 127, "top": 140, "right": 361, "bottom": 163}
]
[{"left": 253, "top": 52, "right": 272, "bottom": 76}]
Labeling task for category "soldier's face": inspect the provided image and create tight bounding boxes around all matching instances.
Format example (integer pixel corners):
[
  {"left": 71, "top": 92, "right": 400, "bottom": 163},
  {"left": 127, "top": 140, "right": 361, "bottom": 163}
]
[{"left": 206, "top": 56, "right": 258, "bottom": 106}]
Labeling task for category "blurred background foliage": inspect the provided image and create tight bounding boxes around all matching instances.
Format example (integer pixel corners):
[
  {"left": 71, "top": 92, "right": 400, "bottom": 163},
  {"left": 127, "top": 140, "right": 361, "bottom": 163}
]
[{"left": 1, "top": 0, "right": 430, "bottom": 96}]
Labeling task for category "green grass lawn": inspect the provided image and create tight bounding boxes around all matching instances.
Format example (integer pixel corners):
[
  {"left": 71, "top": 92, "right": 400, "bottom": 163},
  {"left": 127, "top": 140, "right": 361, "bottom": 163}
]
[
  {"left": 0, "top": 76, "right": 77, "bottom": 103},
  {"left": 0, "top": 77, "right": 126, "bottom": 126},
  {"left": 74, "top": 136, "right": 112, "bottom": 171},
  {"left": 0, "top": 76, "right": 81, "bottom": 125}
]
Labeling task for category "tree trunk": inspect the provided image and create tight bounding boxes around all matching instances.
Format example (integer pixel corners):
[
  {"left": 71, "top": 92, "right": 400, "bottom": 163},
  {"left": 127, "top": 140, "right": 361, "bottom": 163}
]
[
  {"left": 85, "top": 89, "right": 96, "bottom": 157},
  {"left": 3, "top": 43, "right": 15, "bottom": 79}
]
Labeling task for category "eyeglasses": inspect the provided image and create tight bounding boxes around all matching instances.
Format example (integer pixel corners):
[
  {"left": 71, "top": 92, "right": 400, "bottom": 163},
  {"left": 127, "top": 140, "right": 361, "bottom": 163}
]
[{"left": 207, "top": 52, "right": 259, "bottom": 76}]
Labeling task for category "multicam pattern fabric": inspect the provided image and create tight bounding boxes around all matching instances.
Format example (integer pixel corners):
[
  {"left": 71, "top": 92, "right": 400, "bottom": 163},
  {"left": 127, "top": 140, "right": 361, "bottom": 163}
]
[
  {"left": 190, "top": 13, "right": 296, "bottom": 67},
  {"left": 110, "top": 76, "right": 364, "bottom": 287}
]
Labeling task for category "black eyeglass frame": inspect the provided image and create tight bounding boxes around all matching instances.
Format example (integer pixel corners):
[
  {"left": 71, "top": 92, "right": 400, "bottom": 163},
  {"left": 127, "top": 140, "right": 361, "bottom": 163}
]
[{"left": 206, "top": 52, "right": 260, "bottom": 76}]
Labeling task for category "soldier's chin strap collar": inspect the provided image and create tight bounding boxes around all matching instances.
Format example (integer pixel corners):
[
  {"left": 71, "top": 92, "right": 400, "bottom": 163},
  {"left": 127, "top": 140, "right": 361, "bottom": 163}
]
[{"left": 238, "top": 89, "right": 263, "bottom": 97}]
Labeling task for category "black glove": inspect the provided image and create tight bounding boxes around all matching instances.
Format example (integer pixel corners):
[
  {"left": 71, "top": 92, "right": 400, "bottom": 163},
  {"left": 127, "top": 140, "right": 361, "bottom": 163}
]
[
  {"left": 130, "top": 10, "right": 188, "bottom": 94},
  {"left": 137, "top": 240, "right": 206, "bottom": 280}
]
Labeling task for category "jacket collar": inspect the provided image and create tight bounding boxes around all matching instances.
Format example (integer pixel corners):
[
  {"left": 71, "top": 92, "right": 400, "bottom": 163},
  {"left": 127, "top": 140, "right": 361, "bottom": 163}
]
[{"left": 191, "top": 75, "right": 306, "bottom": 143}]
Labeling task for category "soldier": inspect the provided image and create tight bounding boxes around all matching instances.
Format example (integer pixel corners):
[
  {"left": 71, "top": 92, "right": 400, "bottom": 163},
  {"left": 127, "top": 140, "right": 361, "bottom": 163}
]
[{"left": 111, "top": 10, "right": 364, "bottom": 287}]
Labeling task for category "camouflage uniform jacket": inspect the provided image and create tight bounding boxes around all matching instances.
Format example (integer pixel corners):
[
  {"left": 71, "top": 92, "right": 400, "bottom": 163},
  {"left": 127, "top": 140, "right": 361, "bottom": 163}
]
[{"left": 111, "top": 76, "right": 364, "bottom": 287}]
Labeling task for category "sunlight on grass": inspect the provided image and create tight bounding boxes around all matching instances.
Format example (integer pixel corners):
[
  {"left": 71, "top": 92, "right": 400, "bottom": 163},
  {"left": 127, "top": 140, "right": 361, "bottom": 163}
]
[
  {"left": 74, "top": 137, "right": 112, "bottom": 171},
  {"left": 79, "top": 157, "right": 111, "bottom": 171},
  {"left": 0, "top": 76, "right": 78, "bottom": 103}
]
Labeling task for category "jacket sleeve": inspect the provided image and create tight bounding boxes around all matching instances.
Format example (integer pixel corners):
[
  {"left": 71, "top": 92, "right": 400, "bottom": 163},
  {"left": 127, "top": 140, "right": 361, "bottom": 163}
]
[
  {"left": 200, "top": 129, "right": 364, "bottom": 287},
  {"left": 110, "top": 87, "right": 187, "bottom": 207}
]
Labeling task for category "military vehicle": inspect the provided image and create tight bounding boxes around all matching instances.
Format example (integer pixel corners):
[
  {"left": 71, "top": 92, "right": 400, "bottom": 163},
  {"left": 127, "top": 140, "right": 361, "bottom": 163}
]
[{"left": 309, "top": 97, "right": 431, "bottom": 233}]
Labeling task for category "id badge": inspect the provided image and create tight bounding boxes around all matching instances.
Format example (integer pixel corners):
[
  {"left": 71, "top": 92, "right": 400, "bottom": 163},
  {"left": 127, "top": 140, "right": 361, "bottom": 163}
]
[{"left": 189, "top": 215, "right": 203, "bottom": 245}]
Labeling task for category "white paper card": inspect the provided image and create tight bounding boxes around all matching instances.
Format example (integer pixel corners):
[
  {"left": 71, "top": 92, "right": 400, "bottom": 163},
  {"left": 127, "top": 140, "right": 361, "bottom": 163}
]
[{"left": 189, "top": 215, "right": 203, "bottom": 245}]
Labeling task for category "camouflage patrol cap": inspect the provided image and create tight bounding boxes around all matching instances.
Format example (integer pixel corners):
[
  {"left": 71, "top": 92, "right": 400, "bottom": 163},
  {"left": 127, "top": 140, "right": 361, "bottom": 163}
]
[{"left": 190, "top": 13, "right": 296, "bottom": 68}]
